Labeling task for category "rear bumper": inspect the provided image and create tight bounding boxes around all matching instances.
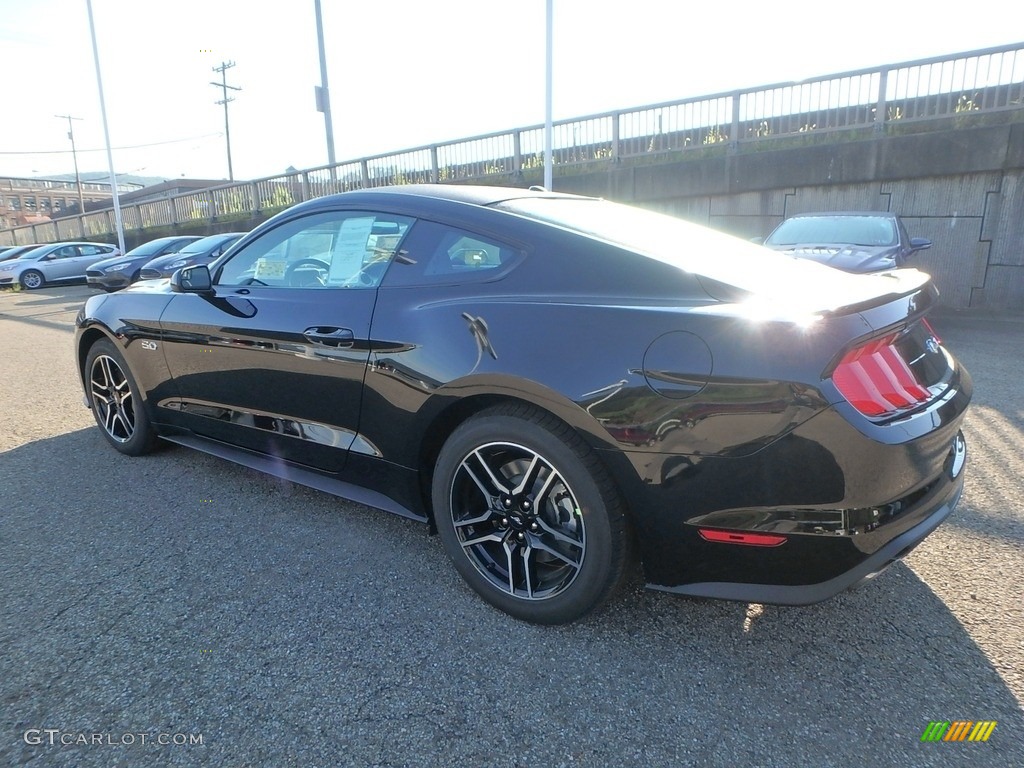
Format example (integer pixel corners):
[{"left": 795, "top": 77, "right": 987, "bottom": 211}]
[
  {"left": 600, "top": 362, "right": 970, "bottom": 602},
  {"left": 649, "top": 452, "right": 964, "bottom": 604}
]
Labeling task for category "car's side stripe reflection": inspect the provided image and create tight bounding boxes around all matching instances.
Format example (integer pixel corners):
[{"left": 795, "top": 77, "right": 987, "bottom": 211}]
[{"left": 157, "top": 397, "right": 381, "bottom": 456}]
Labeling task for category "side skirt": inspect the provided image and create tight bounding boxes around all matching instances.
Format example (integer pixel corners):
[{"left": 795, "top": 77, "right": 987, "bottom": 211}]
[{"left": 160, "top": 432, "right": 428, "bottom": 523}]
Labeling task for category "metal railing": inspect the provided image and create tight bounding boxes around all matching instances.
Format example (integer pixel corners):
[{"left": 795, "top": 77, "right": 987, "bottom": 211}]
[{"left": 3, "top": 43, "right": 1022, "bottom": 247}]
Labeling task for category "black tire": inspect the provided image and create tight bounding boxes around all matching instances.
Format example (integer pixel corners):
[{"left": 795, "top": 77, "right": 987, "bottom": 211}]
[
  {"left": 19, "top": 269, "right": 44, "bottom": 290},
  {"left": 84, "top": 339, "right": 159, "bottom": 456},
  {"left": 433, "top": 403, "right": 627, "bottom": 624}
]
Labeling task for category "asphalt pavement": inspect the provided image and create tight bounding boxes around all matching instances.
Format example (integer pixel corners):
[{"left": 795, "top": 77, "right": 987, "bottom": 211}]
[{"left": 1, "top": 285, "right": 1022, "bottom": 768}]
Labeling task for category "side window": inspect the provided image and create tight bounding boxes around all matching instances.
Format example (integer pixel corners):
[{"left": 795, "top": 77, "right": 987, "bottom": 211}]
[
  {"left": 78, "top": 245, "right": 105, "bottom": 257},
  {"left": 54, "top": 246, "right": 77, "bottom": 259},
  {"left": 383, "top": 220, "right": 523, "bottom": 287},
  {"left": 215, "top": 211, "right": 414, "bottom": 289}
]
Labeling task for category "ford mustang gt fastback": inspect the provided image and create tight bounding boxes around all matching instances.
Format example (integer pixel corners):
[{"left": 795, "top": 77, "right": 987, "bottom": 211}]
[{"left": 75, "top": 185, "right": 971, "bottom": 624}]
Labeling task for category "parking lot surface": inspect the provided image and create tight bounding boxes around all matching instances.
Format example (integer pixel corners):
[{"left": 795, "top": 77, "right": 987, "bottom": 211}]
[{"left": 2, "top": 285, "right": 1022, "bottom": 767}]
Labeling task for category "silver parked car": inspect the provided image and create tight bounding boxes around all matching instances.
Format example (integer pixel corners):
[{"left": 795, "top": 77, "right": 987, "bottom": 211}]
[{"left": 0, "top": 241, "right": 120, "bottom": 289}]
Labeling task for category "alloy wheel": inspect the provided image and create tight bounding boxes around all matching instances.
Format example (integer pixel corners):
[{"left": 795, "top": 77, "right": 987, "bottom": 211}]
[
  {"left": 90, "top": 354, "right": 136, "bottom": 443},
  {"left": 449, "top": 441, "right": 586, "bottom": 600}
]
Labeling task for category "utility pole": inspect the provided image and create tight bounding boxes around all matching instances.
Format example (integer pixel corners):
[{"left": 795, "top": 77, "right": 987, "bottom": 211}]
[
  {"left": 55, "top": 114, "right": 86, "bottom": 216},
  {"left": 210, "top": 61, "right": 241, "bottom": 180}
]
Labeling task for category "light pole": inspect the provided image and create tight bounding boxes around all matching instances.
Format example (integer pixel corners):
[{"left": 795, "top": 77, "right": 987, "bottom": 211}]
[
  {"left": 544, "top": 0, "right": 553, "bottom": 190},
  {"left": 314, "top": 0, "right": 337, "bottom": 173},
  {"left": 85, "top": 0, "right": 125, "bottom": 255},
  {"left": 211, "top": 61, "right": 241, "bottom": 180},
  {"left": 55, "top": 114, "right": 86, "bottom": 217}
]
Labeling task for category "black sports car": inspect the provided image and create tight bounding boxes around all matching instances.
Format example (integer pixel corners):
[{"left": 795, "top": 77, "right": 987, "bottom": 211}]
[
  {"left": 761, "top": 212, "right": 932, "bottom": 272},
  {"left": 75, "top": 185, "right": 971, "bottom": 624}
]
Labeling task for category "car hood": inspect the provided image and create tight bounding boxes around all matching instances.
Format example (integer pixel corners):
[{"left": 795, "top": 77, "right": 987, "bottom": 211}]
[
  {"left": 142, "top": 252, "right": 192, "bottom": 270},
  {"left": 94, "top": 254, "right": 164, "bottom": 271},
  {"left": 89, "top": 255, "right": 130, "bottom": 270},
  {"left": 763, "top": 243, "right": 899, "bottom": 273}
]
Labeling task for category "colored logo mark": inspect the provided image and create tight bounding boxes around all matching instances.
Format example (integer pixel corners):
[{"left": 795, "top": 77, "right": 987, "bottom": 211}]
[{"left": 921, "top": 721, "right": 997, "bottom": 742}]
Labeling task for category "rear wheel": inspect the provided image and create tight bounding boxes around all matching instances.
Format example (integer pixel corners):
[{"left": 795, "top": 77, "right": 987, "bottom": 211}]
[
  {"left": 433, "top": 403, "right": 627, "bottom": 624},
  {"left": 19, "top": 270, "right": 44, "bottom": 290},
  {"left": 85, "top": 339, "right": 158, "bottom": 455}
]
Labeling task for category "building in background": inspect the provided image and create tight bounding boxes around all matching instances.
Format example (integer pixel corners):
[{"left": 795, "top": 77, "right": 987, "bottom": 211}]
[{"left": 0, "top": 176, "right": 142, "bottom": 230}]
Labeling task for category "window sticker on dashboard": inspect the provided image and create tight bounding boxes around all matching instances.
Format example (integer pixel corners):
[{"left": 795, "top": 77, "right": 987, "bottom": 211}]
[
  {"left": 253, "top": 258, "right": 287, "bottom": 280},
  {"left": 328, "top": 217, "right": 375, "bottom": 284}
]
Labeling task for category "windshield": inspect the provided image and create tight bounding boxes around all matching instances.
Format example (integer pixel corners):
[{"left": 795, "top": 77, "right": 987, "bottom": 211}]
[
  {"left": 765, "top": 216, "right": 897, "bottom": 247},
  {"left": 126, "top": 239, "right": 182, "bottom": 257},
  {"left": 174, "top": 234, "right": 237, "bottom": 257}
]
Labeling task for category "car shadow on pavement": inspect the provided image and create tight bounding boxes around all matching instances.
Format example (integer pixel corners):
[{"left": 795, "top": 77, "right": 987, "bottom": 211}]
[
  {"left": 0, "top": 293, "right": 88, "bottom": 308},
  {"left": 2, "top": 428, "right": 1022, "bottom": 768}
]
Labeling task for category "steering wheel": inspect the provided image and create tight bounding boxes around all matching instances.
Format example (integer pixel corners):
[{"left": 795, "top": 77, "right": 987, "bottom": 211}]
[{"left": 285, "top": 258, "right": 330, "bottom": 287}]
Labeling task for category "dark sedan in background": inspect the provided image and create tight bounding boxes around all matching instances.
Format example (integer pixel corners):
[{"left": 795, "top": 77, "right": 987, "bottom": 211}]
[
  {"left": 0, "top": 244, "right": 45, "bottom": 262},
  {"left": 138, "top": 232, "right": 246, "bottom": 280},
  {"left": 86, "top": 235, "right": 201, "bottom": 291},
  {"left": 75, "top": 186, "right": 970, "bottom": 624},
  {"left": 761, "top": 211, "right": 932, "bottom": 272}
]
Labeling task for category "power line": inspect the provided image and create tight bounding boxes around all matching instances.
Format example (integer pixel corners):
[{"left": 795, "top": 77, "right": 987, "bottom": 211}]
[{"left": 0, "top": 132, "right": 224, "bottom": 155}]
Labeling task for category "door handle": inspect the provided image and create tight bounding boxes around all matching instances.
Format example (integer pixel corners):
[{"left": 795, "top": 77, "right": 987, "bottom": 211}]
[{"left": 303, "top": 326, "right": 355, "bottom": 347}]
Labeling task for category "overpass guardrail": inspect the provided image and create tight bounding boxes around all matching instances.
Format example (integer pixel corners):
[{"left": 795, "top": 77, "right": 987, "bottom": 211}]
[{"left": 3, "top": 42, "right": 1022, "bottom": 247}]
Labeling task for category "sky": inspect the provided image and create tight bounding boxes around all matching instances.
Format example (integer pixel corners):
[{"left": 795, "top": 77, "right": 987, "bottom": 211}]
[{"left": 1, "top": 0, "right": 1022, "bottom": 184}]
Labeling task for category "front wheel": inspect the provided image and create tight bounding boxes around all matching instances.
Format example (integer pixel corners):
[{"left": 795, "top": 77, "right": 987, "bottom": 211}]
[
  {"left": 85, "top": 339, "right": 159, "bottom": 455},
  {"left": 433, "top": 404, "right": 627, "bottom": 624},
  {"left": 19, "top": 269, "right": 44, "bottom": 289}
]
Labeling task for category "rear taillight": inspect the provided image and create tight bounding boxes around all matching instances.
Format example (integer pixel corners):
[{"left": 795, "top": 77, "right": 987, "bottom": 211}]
[{"left": 832, "top": 332, "right": 932, "bottom": 417}]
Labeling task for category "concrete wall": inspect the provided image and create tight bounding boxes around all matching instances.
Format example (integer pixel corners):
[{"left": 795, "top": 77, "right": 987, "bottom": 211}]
[{"left": 553, "top": 122, "right": 1024, "bottom": 311}]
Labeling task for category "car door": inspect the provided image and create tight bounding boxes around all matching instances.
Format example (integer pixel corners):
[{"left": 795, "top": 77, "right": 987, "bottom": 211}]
[
  {"left": 40, "top": 245, "right": 81, "bottom": 280},
  {"left": 157, "top": 208, "right": 414, "bottom": 473}
]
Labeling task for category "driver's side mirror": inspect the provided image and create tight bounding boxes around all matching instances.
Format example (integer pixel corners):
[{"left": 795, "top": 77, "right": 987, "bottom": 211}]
[
  {"left": 909, "top": 237, "right": 932, "bottom": 252},
  {"left": 170, "top": 264, "right": 213, "bottom": 294},
  {"left": 749, "top": 236, "right": 765, "bottom": 245}
]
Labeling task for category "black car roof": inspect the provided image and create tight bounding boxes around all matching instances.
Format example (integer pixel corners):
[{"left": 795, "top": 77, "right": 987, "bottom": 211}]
[{"left": 308, "top": 184, "right": 595, "bottom": 209}]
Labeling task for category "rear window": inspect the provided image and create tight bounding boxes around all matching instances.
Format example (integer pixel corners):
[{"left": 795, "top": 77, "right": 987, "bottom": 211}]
[{"left": 494, "top": 196, "right": 907, "bottom": 313}]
